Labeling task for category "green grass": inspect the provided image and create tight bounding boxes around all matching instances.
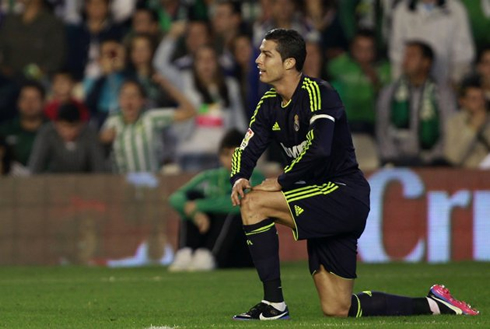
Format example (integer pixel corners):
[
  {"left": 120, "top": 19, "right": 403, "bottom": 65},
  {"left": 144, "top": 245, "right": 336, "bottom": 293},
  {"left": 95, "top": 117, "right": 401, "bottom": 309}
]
[{"left": 0, "top": 262, "right": 488, "bottom": 328}]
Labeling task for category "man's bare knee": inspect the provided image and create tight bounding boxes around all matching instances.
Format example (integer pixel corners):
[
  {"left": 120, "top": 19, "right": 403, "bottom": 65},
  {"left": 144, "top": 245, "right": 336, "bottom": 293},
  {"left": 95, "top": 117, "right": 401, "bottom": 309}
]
[{"left": 240, "top": 192, "right": 266, "bottom": 225}]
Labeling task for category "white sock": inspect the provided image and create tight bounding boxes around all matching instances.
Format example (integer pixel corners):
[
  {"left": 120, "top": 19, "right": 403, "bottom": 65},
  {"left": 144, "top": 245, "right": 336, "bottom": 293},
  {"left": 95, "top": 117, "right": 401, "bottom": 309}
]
[
  {"left": 427, "top": 297, "right": 441, "bottom": 315},
  {"left": 262, "top": 300, "right": 286, "bottom": 312}
]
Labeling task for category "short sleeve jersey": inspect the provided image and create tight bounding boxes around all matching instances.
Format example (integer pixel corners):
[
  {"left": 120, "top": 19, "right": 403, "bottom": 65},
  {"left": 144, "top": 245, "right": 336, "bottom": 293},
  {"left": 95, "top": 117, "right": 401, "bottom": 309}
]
[{"left": 231, "top": 75, "right": 361, "bottom": 189}]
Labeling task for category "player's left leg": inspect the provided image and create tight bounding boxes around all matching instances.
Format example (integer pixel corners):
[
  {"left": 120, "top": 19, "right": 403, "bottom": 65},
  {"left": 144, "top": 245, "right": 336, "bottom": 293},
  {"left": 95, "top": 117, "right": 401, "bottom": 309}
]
[{"left": 233, "top": 190, "right": 294, "bottom": 320}]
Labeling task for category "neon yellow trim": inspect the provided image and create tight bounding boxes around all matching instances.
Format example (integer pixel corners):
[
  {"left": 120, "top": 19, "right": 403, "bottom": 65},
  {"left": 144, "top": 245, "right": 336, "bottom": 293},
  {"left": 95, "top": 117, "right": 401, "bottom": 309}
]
[
  {"left": 284, "top": 130, "right": 314, "bottom": 173},
  {"left": 283, "top": 184, "right": 319, "bottom": 195},
  {"left": 285, "top": 187, "right": 320, "bottom": 201},
  {"left": 354, "top": 294, "right": 362, "bottom": 318},
  {"left": 286, "top": 186, "right": 338, "bottom": 203},
  {"left": 231, "top": 148, "right": 242, "bottom": 176},
  {"left": 282, "top": 191, "right": 299, "bottom": 241},
  {"left": 301, "top": 84, "right": 314, "bottom": 112},
  {"left": 281, "top": 99, "right": 292, "bottom": 108},
  {"left": 249, "top": 91, "right": 276, "bottom": 125},
  {"left": 245, "top": 222, "right": 275, "bottom": 236},
  {"left": 362, "top": 291, "right": 372, "bottom": 297}
]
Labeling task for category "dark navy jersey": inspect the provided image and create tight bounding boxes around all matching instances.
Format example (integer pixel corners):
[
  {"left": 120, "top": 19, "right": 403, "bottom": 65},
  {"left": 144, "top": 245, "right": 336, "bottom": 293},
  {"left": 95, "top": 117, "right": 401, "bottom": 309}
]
[{"left": 231, "top": 75, "right": 363, "bottom": 189}]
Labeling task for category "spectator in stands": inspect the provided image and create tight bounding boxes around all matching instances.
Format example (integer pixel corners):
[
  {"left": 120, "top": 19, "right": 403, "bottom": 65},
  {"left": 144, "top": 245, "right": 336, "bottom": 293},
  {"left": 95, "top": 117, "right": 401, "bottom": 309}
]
[
  {"left": 0, "top": 135, "right": 13, "bottom": 175},
  {"left": 44, "top": 70, "right": 90, "bottom": 122},
  {"left": 377, "top": 41, "right": 456, "bottom": 166},
  {"left": 28, "top": 102, "right": 106, "bottom": 174},
  {"left": 168, "top": 129, "right": 264, "bottom": 272},
  {"left": 150, "top": 0, "right": 206, "bottom": 33},
  {"left": 99, "top": 77, "right": 195, "bottom": 173},
  {"left": 211, "top": 0, "right": 248, "bottom": 69},
  {"left": 249, "top": 0, "right": 320, "bottom": 108},
  {"left": 460, "top": 0, "right": 490, "bottom": 55},
  {"left": 475, "top": 47, "right": 490, "bottom": 106},
  {"left": 85, "top": 38, "right": 127, "bottom": 127},
  {"left": 153, "top": 20, "right": 213, "bottom": 83},
  {"left": 304, "top": 0, "right": 348, "bottom": 61},
  {"left": 0, "top": 0, "right": 65, "bottom": 80},
  {"left": 303, "top": 39, "right": 324, "bottom": 79},
  {"left": 252, "top": 0, "right": 318, "bottom": 47},
  {"left": 445, "top": 80, "right": 490, "bottom": 168},
  {"left": 125, "top": 33, "right": 174, "bottom": 108},
  {"left": 328, "top": 29, "right": 391, "bottom": 135},
  {"left": 0, "top": 81, "right": 47, "bottom": 171},
  {"left": 389, "top": 0, "right": 475, "bottom": 86},
  {"left": 231, "top": 33, "right": 253, "bottom": 117},
  {"left": 124, "top": 6, "right": 163, "bottom": 46},
  {"left": 173, "top": 44, "right": 247, "bottom": 171},
  {"left": 65, "top": 0, "right": 125, "bottom": 81}
]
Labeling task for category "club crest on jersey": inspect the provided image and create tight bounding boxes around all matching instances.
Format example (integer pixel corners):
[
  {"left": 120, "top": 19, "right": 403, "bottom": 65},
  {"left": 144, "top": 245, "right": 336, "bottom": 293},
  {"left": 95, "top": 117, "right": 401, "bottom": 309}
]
[
  {"left": 294, "top": 115, "right": 300, "bottom": 132},
  {"left": 240, "top": 128, "right": 254, "bottom": 150}
]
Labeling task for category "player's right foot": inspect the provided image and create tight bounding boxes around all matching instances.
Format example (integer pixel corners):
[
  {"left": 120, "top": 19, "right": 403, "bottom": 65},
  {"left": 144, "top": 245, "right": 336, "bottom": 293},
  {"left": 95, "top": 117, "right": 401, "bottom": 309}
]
[
  {"left": 233, "top": 301, "right": 290, "bottom": 320},
  {"left": 428, "top": 284, "right": 479, "bottom": 315}
]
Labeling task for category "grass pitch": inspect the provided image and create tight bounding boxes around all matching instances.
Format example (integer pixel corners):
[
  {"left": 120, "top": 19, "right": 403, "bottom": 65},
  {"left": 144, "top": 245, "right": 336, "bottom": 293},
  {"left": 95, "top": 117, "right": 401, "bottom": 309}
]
[{"left": 0, "top": 262, "right": 488, "bottom": 328}]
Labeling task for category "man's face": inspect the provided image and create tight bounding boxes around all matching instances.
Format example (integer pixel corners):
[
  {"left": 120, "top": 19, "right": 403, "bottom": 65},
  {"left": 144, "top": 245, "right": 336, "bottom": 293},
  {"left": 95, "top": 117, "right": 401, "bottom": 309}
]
[
  {"left": 55, "top": 121, "right": 82, "bottom": 142},
  {"left": 272, "top": 0, "right": 295, "bottom": 23},
  {"left": 186, "top": 22, "right": 210, "bottom": 54},
  {"left": 195, "top": 47, "right": 218, "bottom": 79},
  {"left": 219, "top": 147, "right": 234, "bottom": 171},
  {"left": 402, "top": 45, "right": 429, "bottom": 77},
  {"left": 119, "top": 83, "right": 144, "bottom": 122},
  {"left": 18, "top": 87, "right": 44, "bottom": 118},
  {"left": 86, "top": 0, "right": 109, "bottom": 21},
  {"left": 255, "top": 39, "right": 287, "bottom": 85},
  {"left": 132, "top": 10, "right": 157, "bottom": 34},
  {"left": 212, "top": 4, "right": 239, "bottom": 35},
  {"left": 460, "top": 87, "right": 486, "bottom": 114},
  {"left": 477, "top": 51, "right": 490, "bottom": 79},
  {"left": 351, "top": 36, "right": 375, "bottom": 65}
]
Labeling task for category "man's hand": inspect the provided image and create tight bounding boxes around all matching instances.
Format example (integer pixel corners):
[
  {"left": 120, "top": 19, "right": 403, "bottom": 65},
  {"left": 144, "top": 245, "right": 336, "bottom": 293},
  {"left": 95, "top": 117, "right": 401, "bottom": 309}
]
[
  {"left": 193, "top": 212, "right": 210, "bottom": 234},
  {"left": 99, "top": 128, "right": 116, "bottom": 144},
  {"left": 231, "top": 179, "right": 251, "bottom": 206},
  {"left": 253, "top": 178, "right": 282, "bottom": 192},
  {"left": 184, "top": 201, "right": 197, "bottom": 218}
]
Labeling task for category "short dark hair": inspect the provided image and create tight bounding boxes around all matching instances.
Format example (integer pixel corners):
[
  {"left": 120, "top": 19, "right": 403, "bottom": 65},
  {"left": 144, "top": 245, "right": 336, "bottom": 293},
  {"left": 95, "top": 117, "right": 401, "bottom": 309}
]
[
  {"left": 406, "top": 40, "right": 435, "bottom": 63},
  {"left": 57, "top": 102, "right": 81, "bottom": 123},
  {"left": 264, "top": 28, "right": 306, "bottom": 71},
  {"left": 219, "top": 128, "right": 244, "bottom": 151},
  {"left": 459, "top": 76, "right": 482, "bottom": 98},
  {"left": 216, "top": 0, "right": 242, "bottom": 16},
  {"left": 20, "top": 80, "right": 46, "bottom": 99},
  {"left": 134, "top": 6, "right": 159, "bottom": 23},
  {"left": 53, "top": 69, "right": 74, "bottom": 81},
  {"left": 477, "top": 45, "right": 490, "bottom": 63},
  {"left": 120, "top": 79, "right": 147, "bottom": 98},
  {"left": 353, "top": 28, "right": 375, "bottom": 42}
]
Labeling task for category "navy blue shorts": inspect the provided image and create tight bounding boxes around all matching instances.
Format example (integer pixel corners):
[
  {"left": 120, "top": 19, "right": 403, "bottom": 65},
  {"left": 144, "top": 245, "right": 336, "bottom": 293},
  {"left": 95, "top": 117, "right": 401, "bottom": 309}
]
[{"left": 282, "top": 177, "right": 370, "bottom": 279}]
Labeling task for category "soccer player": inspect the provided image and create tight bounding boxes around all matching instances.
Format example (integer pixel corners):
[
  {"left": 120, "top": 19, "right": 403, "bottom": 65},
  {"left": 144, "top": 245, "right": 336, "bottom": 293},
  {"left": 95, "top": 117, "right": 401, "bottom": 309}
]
[{"left": 230, "top": 28, "right": 479, "bottom": 320}]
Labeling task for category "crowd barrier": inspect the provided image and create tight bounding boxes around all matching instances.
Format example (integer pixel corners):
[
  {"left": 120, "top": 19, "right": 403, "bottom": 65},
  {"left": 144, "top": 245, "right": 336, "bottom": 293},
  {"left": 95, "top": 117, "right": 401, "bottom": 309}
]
[{"left": 0, "top": 168, "right": 489, "bottom": 266}]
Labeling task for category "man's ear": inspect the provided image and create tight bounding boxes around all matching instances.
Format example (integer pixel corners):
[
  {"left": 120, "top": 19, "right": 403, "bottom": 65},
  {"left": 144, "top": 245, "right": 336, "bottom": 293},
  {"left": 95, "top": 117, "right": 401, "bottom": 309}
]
[{"left": 284, "top": 58, "right": 296, "bottom": 70}]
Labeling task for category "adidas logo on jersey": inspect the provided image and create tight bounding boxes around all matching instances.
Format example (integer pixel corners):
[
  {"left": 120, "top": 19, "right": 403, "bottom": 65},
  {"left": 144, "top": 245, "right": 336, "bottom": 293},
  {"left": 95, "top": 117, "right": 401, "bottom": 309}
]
[
  {"left": 294, "top": 205, "right": 304, "bottom": 216},
  {"left": 272, "top": 122, "right": 281, "bottom": 131}
]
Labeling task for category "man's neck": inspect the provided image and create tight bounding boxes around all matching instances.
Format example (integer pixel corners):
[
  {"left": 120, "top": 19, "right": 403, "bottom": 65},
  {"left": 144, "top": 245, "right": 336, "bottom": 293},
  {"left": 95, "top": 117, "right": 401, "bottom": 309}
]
[
  {"left": 408, "top": 72, "right": 429, "bottom": 87},
  {"left": 272, "top": 72, "right": 302, "bottom": 104},
  {"left": 20, "top": 115, "right": 43, "bottom": 132}
]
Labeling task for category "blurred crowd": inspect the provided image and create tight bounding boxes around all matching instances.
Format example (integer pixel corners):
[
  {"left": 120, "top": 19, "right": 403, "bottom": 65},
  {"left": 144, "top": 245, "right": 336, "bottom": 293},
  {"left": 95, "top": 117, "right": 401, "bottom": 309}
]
[{"left": 1, "top": 0, "right": 490, "bottom": 176}]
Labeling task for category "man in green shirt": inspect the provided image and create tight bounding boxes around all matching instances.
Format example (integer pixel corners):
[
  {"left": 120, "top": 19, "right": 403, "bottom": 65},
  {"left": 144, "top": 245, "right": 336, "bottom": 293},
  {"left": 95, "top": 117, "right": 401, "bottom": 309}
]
[
  {"left": 168, "top": 129, "right": 265, "bottom": 271},
  {"left": 0, "top": 81, "right": 47, "bottom": 170},
  {"left": 327, "top": 29, "right": 390, "bottom": 135}
]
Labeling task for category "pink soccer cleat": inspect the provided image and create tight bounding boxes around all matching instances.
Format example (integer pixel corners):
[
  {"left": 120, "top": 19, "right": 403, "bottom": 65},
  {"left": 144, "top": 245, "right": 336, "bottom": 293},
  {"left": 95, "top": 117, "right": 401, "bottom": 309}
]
[{"left": 428, "top": 284, "right": 479, "bottom": 316}]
